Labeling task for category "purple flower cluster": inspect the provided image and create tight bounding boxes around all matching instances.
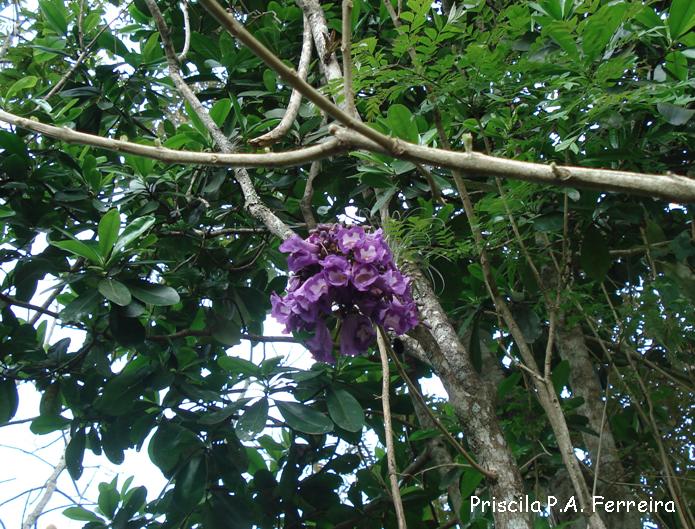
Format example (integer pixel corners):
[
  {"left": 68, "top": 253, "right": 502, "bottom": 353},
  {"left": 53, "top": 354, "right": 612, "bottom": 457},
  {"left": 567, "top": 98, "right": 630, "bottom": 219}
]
[{"left": 271, "top": 224, "right": 419, "bottom": 363}]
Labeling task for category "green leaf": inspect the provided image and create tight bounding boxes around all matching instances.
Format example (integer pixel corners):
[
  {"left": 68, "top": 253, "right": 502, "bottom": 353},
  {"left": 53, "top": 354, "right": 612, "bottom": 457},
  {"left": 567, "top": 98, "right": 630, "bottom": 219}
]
[
  {"left": 211, "top": 319, "right": 242, "bottom": 346},
  {"left": 669, "top": 0, "right": 695, "bottom": 39},
  {"left": 113, "top": 216, "right": 155, "bottom": 253},
  {"left": 386, "top": 104, "right": 419, "bottom": 143},
  {"left": 62, "top": 506, "right": 103, "bottom": 522},
  {"left": 128, "top": 282, "right": 180, "bottom": 306},
  {"left": 61, "top": 290, "right": 100, "bottom": 321},
  {"left": 66, "top": 429, "right": 86, "bottom": 480},
  {"left": 173, "top": 453, "right": 207, "bottom": 513},
  {"left": 408, "top": 428, "right": 440, "bottom": 441},
  {"left": 98, "top": 209, "right": 120, "bottom": 257},
  {"left": 276, "top": 401, "right": 333, "bottom": 434},
  {"left": 497, "top": 372, "right": 522, "bottom": 399},
  {"left": 582, "top": 3, "right": 627, "bottom": 62},
  {"left": 39, "top": 0, "right": 68, "bottom": 34},
  {"left": 218, "top": 355, "right": 261, "bottom": 378},
  {"left": 210, "top": 98, "right": 233, "bottom": 127},
  {"left": 326, "top": 389, "right": 364, "bottom": 432},
  {"left": 98, "top": 279, "right": 132, "bottom": 306},
  {"left": 0, "top": 378, "right": 19, "bottom": 424},
  {"left": 236, "top": 398, "right": 269, "bottom": 441},
  {"left": 30, "top": 414, "right": 70, "bottom": 434},
  {"left": 112, "top": 486, "right": 146, "bottom": 526},
  {"left": 580, "top": 225, "right": 611, "bottom": 281},
  {"left": 5, "top": 76, "right": 38, "bottom": 101},
  {"left": 51, "top": 239, "right": 103, "bottom": 265},
  {"left": 98, "top": 479, "right": 120, "bottom": 519},
  {"left": 459, "top": 469, "right": 484, "bottom": 498},
  {"left": 109, "top": 306, "right": 146, "bottom": 347}
]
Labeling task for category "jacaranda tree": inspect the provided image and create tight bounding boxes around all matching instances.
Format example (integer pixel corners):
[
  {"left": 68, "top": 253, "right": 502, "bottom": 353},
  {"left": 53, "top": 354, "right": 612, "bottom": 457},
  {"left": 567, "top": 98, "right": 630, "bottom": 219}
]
[{"left": 0, "top": 0, "right": 693, "bottom": 527}]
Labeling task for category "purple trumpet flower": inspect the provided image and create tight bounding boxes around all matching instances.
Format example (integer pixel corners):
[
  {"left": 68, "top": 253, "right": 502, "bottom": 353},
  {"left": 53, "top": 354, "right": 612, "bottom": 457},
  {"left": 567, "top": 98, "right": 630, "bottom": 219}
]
[{"left": 271, "top": 224, "right": 419, "bottom": 362}]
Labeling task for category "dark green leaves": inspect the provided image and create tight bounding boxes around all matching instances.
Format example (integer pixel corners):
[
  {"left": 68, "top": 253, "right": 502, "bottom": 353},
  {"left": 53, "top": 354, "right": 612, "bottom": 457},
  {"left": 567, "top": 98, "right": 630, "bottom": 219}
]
[
  {"left": 236, "top": 398, "right": 269, "bottom": 441},
  {"left": 581, "top": 3, "right": 627, "bottom": 62},
  {"left": 66, "top": 429, "right": 87, "bottom": 480},
  {"left": 277, "top": 401, "right": 333, "bottom": 434},
  {"left": 580, "top": 225, "right": 611, "bottom": 281},
  {"left": 98, "top": 279, "right": 132, "bottom": 306},
  {"left": 0, "top": 378, "right": 19, "bottom": 424},
  {"left": 173, "top": 453, "right": 207, "bottom": 513},
  {"left": 128, "top": 282, "right": 180, "bottom": 306},
  {"left": 326, "top": 389, "right": 364, "bottom": 432}
]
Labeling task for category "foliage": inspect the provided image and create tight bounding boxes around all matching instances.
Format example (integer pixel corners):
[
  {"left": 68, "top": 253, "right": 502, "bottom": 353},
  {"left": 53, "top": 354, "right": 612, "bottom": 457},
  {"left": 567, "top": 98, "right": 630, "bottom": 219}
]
[{"left": 0, "top": 0, "right": 693, "bottom": 528}]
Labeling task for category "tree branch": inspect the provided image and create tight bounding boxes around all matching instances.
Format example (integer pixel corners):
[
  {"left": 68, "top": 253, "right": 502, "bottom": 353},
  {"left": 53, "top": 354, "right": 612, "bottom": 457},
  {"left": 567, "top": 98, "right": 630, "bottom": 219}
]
[
  {"left": 145, "top": 0, "right": 296, "bottom": 240},
  {"left": 329, "top": 127, "right": 695, "bottom": 204},
  {"left": 0, "top": 109, "right": 344, "bottom": 167},
  {"left": 296, "top": 0, "right": 344, "bottom": 85},
  {"left": 300, "top": 161, "right": 321, "bottom": 229},
  {"left": 198, "top": 0, "right": 396, "bottom": 152},
  {"left": 0, "top": 292, "right": 60, "bottom": 319},
  {"left": 341, "top": 0, "right": 358, "bottom": 117},
  {"left": 249, "top": 16, "right": 313, "bottom": 147},
  {"left": 376, "top": 326, "right": 408, "bottom": 529},
  {"left": 177, "top": 0, "right": 191, "bottom": 61}
]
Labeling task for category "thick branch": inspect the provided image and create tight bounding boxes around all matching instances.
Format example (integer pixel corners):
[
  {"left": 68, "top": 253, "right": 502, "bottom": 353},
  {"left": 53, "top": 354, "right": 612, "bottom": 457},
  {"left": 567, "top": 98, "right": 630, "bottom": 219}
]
[
  {"left": 330, "top": 127, "right": 695, "bottom": 204},
  {"left": 296, "top": 0, "right": 344, "bottom": 84},
  {"left": 0, "top": 110, "right": 344, "bottom": 167},
  {"left": 249, "top": 16, "right": 313, "bottom": 147}
]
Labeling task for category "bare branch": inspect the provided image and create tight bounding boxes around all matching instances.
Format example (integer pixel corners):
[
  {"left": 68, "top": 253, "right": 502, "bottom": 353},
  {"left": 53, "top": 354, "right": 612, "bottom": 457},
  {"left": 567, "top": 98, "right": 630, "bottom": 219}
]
[
  {"left": 21, "top": 445, "right": 67, "bottom": 529},
  {"left": 0, "top": 292, "right": 60, "bottom": 319},
  {"left": 0, "top": 0, "right": 19, "bottom": 62},
  {"left": 300, "top": 161, "right": 321, "bottom": 229},
  {"left": 0, "top": 110, "right": 344, "bottom": 168},
  {"left": 296, "top": 0, "right": 344, "bottom": 84},
  {"left": 177, "top": 1, "right": 191, "bottom": 61},
  {"left": 341, "top": 0, "right": 358, "bottom": 117},
  {"left": 249, "top": 16, "right": 313, "bottom": 147},
  {"left": 376, "top": 327, "right": 408, "bottom": 529},
  {"left": 329, "top": 127, "right": 695, "bottom": 204}
]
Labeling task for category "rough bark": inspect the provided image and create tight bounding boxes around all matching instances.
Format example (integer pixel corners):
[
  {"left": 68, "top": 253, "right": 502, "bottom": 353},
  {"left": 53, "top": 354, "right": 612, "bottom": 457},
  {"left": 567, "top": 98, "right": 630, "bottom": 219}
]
[{"left": 407, "top": 268, "right": 533, "bottom": 529}]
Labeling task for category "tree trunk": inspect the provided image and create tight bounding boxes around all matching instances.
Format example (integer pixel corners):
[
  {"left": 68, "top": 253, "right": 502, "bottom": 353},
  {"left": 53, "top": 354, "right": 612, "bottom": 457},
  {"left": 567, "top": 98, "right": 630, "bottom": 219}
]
[
  {"left": 555, "top": 321, "right": 643, "bottom": 529},
  {"left": 409, "top": 269, "right": 534, "bottom": 529}
]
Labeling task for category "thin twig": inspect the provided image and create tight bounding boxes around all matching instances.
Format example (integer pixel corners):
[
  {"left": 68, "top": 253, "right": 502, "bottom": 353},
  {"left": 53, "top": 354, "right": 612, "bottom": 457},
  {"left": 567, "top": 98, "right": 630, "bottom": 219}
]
[
  {"left": 249, "top": 16, "right": 313, "bottom": 147},
  {"left": 592, "top": 372, "right": 610, "bottom": 498},
  {"left": 21, "top": 443, "right": 67, "bottom": 529},
  {"left": 300, "top": 161, "right": 321, "bottom": 229},
  {"left": 0, "top": 292, "right": 60, "bottom": 319},
  {"left": 44, "top": 3, "right": 132, "bottom": 100},
  {"left": 383, "top": 332, "right": 497, "bottom": 479},
  {"left": 376, "top": 327, "right": 407, "bottom": 529},
  {"left": 177, "top": 1, "right": 191, "bottom": 61}
]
